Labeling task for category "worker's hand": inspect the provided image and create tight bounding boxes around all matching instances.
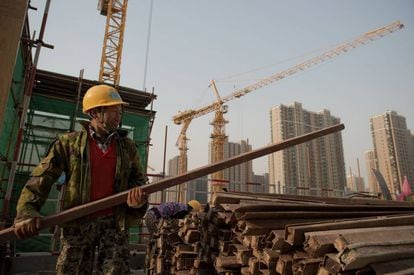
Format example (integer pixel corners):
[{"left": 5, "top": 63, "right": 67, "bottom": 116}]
[
  {"left": 127, "top": 187, "right": 147, "bottom": 208},
  {"left": 14, "top": 217, "right": 41, "bottom": 239}
]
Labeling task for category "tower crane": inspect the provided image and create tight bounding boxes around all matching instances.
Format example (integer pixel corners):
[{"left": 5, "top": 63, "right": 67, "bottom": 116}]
[
  {"left": 98, "top": 0, "right": 128, "bottom": 86},
  {"left": 172, "top": 21, "right": 404, "bottom": 198}
]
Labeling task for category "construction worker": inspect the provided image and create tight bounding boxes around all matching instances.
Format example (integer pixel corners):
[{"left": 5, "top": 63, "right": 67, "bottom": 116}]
[
  {"left": 13, "top": 84, "right": 148, "bottom": 274},
  {"left": 144, "top": 200, "right": 202, "bottom": 235}
]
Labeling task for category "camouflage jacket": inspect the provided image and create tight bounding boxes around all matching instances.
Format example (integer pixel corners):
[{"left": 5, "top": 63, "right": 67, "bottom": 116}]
[{"left": 15, "top": 121, "right": 148, "bottom": 230}]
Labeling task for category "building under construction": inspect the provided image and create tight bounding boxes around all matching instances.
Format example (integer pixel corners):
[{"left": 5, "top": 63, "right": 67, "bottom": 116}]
[{"left": 2, "top": 1, "right": 414, "bottom": 275}]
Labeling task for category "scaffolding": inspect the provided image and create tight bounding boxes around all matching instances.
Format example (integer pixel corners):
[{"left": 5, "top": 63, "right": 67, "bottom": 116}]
[{"left": 0, "top": 16, "right": 156, "bottom": 252}]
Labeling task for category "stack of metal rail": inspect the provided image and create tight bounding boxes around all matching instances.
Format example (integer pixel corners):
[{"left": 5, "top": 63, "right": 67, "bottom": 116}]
[{"left": 146, "top": 191, "right": 414, "bottom": 274}]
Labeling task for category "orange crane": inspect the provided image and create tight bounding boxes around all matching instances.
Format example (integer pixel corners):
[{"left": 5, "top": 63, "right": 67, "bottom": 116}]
[
  {"left": 97, "top": 0, "right": 128, "bottom": 86},
  {"left": 172, "top": 21, "right": 404, "bottom": 199}
]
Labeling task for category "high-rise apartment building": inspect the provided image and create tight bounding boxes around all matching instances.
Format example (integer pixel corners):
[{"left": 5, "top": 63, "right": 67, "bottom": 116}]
[
  {"left": 209, "top": 139, "right": 253, "bottom": 193},
  {"left": 268, "top": 102, "right": 346, "bottom": 197},
  {"left": 345, "top": 174, "right": 366, "bottom": 193},
  {"left": 251, "top": 173, "right": 269, "bottom": 193},
  {"left": 225, "top": 140, "right": 253, "bottom": 192},
  {"left": 186, "top": 176, "right": 208, "bottom": 204},
  {"left": 364, "top": 150, "right": 379, "bottom": 193},
  {"left": 370, "top": 111, "right": 414, "bottom": 195},
  {"left": 168, "top": 155, "right": 180, "bottom": 177},
  {"left": 166, "top": 155, "right": 208, "bottom": 203},
  {"left": 166, "top": 155, "right": 180, "bottom": 201}
]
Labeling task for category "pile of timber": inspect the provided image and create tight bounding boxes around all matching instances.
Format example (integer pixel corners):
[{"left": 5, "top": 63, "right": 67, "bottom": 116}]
[{"left": 146, "top": 192, "right": 414, "bottom": 274}]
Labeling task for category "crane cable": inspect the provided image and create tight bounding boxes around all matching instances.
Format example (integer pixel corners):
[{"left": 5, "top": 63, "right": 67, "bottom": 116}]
[
  {"left": 143, "top": 0, "right": 154, "bottom": 91},
  {"left": 214, "top": 33, "right": 365, "bottom": 86}
]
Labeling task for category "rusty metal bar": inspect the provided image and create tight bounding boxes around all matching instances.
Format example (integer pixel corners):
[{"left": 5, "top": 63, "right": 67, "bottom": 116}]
[
  {"left": 286, "top": 213, "right": 414, "bottom": 246},
  {"left": 237, "top": 211, "right": 410, "bottom": 220},
  {"left": 0, "top": 123, "right": 344, "bottom": 242}
]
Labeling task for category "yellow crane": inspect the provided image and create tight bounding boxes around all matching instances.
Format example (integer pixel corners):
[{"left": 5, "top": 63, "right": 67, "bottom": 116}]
[
  {"left": 98, "top": 0, "right": 128, "bottom": 86},
  {"left": 172, "top": 21, "right": 404, "bottom": 199}
]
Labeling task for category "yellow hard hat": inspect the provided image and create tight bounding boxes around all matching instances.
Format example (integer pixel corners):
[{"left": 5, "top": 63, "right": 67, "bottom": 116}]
[
  {"left": 187, "top": 200, "right": 202, "bottom": 211},
  {"left": 82, "top": 84, "right": 129, "bottom": 113}
]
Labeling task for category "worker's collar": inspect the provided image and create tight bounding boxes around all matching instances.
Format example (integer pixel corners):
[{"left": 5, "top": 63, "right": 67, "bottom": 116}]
[
  {"left": 88, "top": 125, "right": 119, "bottom": 153},
  {"left": 78, "top": 120, "right": 129, "bottom": 138}
]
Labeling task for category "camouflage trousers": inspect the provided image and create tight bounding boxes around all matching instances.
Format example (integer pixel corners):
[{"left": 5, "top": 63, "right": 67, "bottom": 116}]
[
  {"left": 56, "top": 215, "right": 130, "bottom": 275},
  {"left": 144, "top": 210, "right": 159, "bottom": 235}
]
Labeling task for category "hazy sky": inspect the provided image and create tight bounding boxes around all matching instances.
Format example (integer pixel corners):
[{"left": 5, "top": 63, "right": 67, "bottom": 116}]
[{"left": 29, "top": 1, "right": 414, "bottom": 183}]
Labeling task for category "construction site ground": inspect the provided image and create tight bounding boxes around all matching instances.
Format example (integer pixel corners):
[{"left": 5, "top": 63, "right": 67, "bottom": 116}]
[{"left": 8, "top": 251, "right": 146, "bottom": 275}]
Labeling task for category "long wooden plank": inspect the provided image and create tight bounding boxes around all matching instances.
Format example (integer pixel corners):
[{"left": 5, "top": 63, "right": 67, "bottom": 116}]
[{"left": 0, "top": 123, "right": 345, "bottom": 243}]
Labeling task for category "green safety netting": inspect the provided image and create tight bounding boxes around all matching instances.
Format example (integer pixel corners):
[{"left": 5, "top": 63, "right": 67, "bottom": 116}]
[{"left": 0, "top": 46, "right": 152, "bottom": 253}]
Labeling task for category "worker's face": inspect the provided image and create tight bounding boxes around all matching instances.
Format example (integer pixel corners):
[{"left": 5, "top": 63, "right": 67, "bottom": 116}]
[{"left": 92, "top": 105, "right": 123, "bottom": 133}]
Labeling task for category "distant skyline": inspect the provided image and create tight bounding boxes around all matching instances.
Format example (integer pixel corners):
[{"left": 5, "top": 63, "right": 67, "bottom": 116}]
[{"left": 28, "top": 1, "right": 414, "bottom": 182}]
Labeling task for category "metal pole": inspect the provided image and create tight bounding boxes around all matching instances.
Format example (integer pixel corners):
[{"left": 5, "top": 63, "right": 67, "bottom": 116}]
[
  {"left": 69, "top": 69, "right": 84, "bottom": 131},
  {"left": 0, "top": 123, "right": 344, "bottom": 242},
  {"left": 2, "top": 0, "right": 52, "bottom": 223},
  {"left": 357, "top": 158, "right": 362, "bottom": 192},
  {"left": 144, "top": 87, "right": 155, "bottom": 173},
  {"left": 161, "top": 125, "right": 168, "bottom": 203},
  {"left": 142, "top": 0, "right": 154, "bottom": 90}
]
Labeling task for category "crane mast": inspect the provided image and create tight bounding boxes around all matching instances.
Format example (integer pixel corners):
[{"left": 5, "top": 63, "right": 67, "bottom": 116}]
[
  {"left": 177, "top": 119, "right": 190, "bottom": 202},
  {"left": 98, "top": 0, "right": 128, "bottom": 86},
  {"left": 210, "top": 80, "right": 228, "bottom": 193},
  {"left": 172, "top": 21, "right": 404, "bottom": 197}
]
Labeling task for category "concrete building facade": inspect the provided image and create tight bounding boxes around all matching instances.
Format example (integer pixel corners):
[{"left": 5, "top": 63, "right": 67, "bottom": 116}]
[
  {"left": 164, "top": 155, "right": 179, "bottom": 201},
  {"left": 251, "top": 173, "right": 269, "bottom": 193},
  {"left": 345, "top": 175, "right": 366, "bottom": 193},
  {"left": 370, "top": 111, "right": 414, "bottom": 196},
  {"left": 166, "top": 155, "right": 208, "bottom": 204},
  {"left": 268, "top": 102, "right": 346, "bottom": 197},
  {"left": 208, "top": 139, "right": 254, "bottom": 193},
  {"left": 364, "top": 150, "right": 379, "bottom": 193},
  {"left": 168, "top": 155, "right": 180, "bottom": 177},
  {"left": 224, "top": 140, "right": 253, "bottom": 192}
]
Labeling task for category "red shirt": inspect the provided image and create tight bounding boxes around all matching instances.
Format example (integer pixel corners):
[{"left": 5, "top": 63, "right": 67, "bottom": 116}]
[{"left": 89, "top": 137, "right": 116, "bottom": 217}]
